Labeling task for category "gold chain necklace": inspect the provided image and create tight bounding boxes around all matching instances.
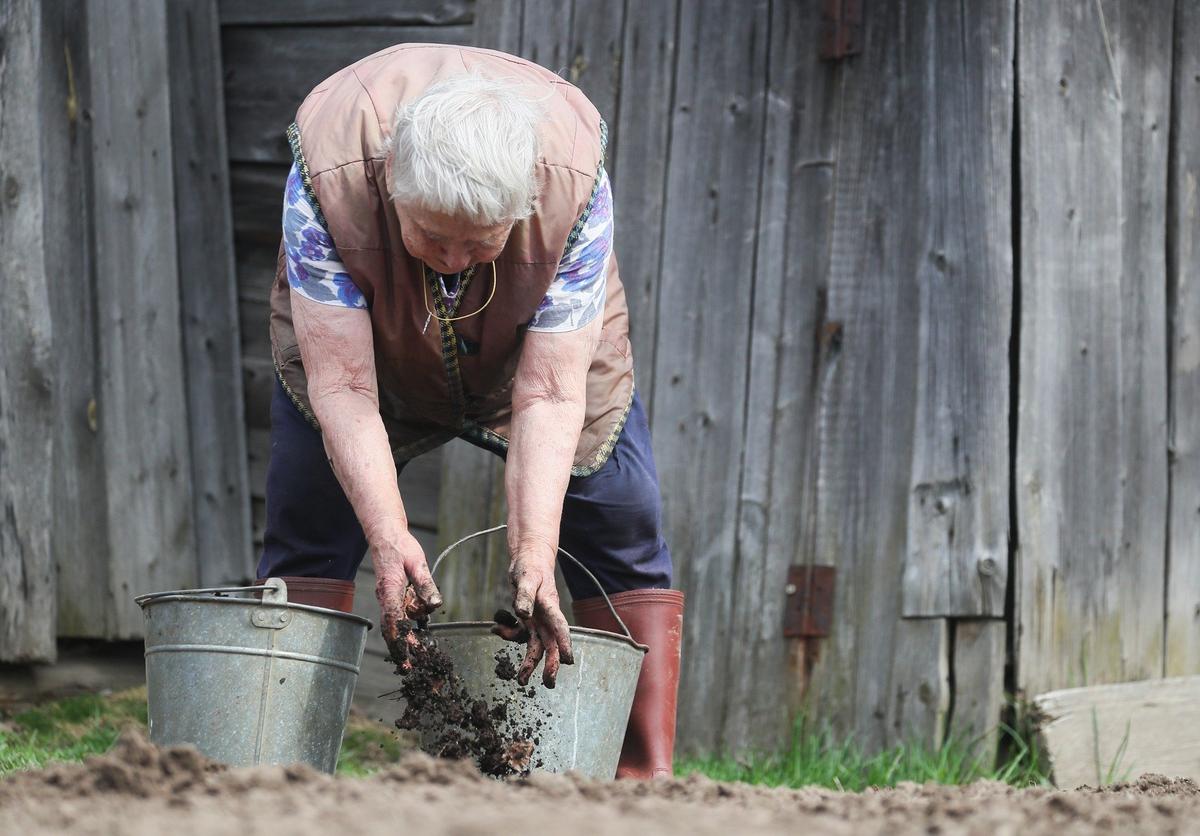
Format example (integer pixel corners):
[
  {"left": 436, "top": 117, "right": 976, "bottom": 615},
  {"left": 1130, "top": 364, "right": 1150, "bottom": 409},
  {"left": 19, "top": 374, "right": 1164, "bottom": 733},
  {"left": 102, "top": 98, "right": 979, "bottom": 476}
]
[{"left": 421, "top": 261, "right": 498, "bottom": 334}]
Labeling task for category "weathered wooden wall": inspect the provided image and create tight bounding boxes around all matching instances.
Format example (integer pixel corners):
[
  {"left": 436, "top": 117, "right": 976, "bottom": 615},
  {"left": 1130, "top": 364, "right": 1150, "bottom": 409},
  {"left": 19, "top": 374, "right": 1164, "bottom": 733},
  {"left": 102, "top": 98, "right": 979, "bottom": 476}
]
[
  {"left": 1016, "top": 0, "right": 1173, "bottom": 694},
  {"left": 0, "top": 0, "right": 58, "bottom": 662},
  {"left": 0, "top": 0, "right": 252, "bottom": 659},
  {"left": 1166, "top": 0, "right": 1200, "bottom": 678}
]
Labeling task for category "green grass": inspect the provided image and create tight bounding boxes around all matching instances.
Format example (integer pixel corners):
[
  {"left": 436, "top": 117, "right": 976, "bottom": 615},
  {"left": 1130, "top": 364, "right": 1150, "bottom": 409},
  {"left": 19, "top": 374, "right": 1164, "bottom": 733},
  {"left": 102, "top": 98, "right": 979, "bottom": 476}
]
[
  {"left": 0, "top": 688, "right": 404, "bottom": 778},
  {"left": 677, "top": 716, "right": 1052, "bottom": 792},
  {"left": 2, "top": 692, "right": 1052, "bottom": 790},
  {"left": 0, "top": 690, "right": 149, "bottom": 774}
]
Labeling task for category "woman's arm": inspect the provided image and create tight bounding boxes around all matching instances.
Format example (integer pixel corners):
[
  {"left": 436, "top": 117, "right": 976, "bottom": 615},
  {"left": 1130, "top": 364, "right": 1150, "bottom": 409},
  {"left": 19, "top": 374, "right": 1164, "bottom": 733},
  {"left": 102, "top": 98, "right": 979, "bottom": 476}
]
[
  {"left": 291, "top": 293, "right": 442, "bottom": 653},
  {"left": 503, "top": 312, "right": 601, "bottom": 686}
]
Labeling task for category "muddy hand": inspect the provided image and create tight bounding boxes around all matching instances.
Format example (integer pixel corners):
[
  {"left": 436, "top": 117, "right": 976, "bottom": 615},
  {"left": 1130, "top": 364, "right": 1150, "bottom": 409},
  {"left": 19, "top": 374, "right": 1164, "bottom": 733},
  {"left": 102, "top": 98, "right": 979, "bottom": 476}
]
[
  {"left": 499, "top": 555, "right": 573, "bottom": 688},
  {"left": 374, "top": 534, "right": 443, "bottom": 672}
]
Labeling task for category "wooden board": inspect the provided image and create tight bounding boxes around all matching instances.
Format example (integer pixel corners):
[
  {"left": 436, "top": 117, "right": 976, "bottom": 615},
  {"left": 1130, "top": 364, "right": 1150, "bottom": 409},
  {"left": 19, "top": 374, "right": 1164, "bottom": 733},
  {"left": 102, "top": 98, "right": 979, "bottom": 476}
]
[
  {"left": 0, "top": 0, "right": 57, "bottom": 662},
  {"left": 1166, "top": 0, "right": 1200, "bottom": 677},
  {"left": 1016, "top": 0, "right": 1172, "bottom": 695},
  {"left": 230, "top": 163, "right": 289, "bottom": 247},
  {"left": 724, "top": 0, "right": 833, "bottom": 751},
  {"left": 949, "top": 620, "right": 1007, "bottom": 764},
  {"left": 900, "top": 0, "right": 1013, "bottom": 619},
  {"left": 219, "top": 0, "right": 473, "bottom": 26},
  {"left": 1035, "top": 676, "right": 1200, "bottom": 787},
  {"left": 221, "top": 25, "right": 473, "bottom": 164},
  {"left": 610, "top": 0, "right": 677, "bottom": 402},
  {"left": 88, "top": 0, "right": 198, "bottom": 637},
  {"left": 168, "top": 0, "right": 254, "bottom": 586},
  {"left": 646, "top": 0, "right": 770, "bottom": 754},
  {"left": 806, "top": 0, "right": 1014, "bottom": 751},
  {"left": 435, "top": 441, "right": 511, "bottom": 623},
  {"left": 40, "top": 0, "right": 113, "bottom": 639}
]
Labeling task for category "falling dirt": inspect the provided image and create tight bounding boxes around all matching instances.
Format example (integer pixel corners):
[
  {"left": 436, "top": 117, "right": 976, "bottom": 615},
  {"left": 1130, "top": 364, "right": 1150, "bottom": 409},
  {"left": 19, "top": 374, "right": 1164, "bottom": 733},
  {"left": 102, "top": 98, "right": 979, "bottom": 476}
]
[
  {"left": 3, "top": 732, "right": 1200, "bottom": 836},
  {"left": 389, "top": 621, "right": 536, "bottom": 778}
]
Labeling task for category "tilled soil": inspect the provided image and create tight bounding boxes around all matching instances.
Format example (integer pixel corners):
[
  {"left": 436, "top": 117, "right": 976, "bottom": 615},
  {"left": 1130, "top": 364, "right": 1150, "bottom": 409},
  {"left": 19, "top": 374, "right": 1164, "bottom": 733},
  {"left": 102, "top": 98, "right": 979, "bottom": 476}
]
[{"left": 2, "top": 733, "right": 1199, "bottom": 835}]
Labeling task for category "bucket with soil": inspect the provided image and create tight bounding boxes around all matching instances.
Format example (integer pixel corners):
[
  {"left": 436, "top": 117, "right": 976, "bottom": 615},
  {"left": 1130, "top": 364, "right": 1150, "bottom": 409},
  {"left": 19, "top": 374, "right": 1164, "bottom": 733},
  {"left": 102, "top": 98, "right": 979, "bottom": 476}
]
[{"left": 391, "top": 525, "right": 647, "bottom": 780}]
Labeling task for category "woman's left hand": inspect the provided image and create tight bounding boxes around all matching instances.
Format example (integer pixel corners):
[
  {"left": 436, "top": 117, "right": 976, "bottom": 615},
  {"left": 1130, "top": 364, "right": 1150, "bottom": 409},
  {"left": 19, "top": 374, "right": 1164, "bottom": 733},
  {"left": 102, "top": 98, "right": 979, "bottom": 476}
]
[{"left": 491, "top": 551, "right": 574, "bottom": 687}]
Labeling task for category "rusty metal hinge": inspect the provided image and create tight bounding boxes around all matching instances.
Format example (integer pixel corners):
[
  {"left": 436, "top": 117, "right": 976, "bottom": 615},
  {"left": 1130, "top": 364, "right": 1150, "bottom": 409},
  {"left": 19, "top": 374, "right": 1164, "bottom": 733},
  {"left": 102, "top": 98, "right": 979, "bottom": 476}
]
[
  {"left": 783, "top": 565, "right": 836, "bottom": 638},
  {"left": 820, "top": 0, "right": 863, "bottom": 61}
]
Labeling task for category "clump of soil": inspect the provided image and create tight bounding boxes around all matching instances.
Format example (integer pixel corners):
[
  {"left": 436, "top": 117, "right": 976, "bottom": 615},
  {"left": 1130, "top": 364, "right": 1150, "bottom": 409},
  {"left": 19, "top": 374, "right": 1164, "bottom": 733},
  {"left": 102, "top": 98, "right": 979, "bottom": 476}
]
[{"left": 389, "top": 621, "right": 535, "bottom": 778}]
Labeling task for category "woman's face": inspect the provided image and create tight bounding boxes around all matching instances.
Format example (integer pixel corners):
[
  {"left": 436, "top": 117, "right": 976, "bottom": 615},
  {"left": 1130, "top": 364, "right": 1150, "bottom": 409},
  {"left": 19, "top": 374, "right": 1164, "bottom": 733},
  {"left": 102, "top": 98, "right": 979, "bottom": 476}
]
[{"left": 397, "top": 203, "right": 513, "bottom": 274}]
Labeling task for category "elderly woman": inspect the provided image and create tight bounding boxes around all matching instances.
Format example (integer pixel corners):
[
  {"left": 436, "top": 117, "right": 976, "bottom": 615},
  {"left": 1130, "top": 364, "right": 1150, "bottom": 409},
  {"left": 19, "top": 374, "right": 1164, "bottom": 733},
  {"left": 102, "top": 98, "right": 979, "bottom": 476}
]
[{"left": 259, "top": 44, "right": 685, "bottom": 779}]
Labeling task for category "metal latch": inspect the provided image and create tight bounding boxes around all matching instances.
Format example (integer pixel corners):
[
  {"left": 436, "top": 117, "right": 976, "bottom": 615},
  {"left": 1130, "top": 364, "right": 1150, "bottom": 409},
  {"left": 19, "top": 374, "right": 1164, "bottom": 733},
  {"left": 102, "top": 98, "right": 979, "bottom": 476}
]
[
  {"left": 820, "top": 0, "right": 862, "bottom": 61},
  {"left": 783, "top": 565, "right": 835, "bottom": 638}
]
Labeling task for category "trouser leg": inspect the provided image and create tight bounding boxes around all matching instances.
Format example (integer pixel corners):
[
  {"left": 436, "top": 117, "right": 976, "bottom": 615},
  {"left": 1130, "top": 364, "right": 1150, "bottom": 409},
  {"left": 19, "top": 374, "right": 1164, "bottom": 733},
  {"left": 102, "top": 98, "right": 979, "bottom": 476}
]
[
  {"left": 258, "top": 375, "right": 370, "bottom": 583},
  {"left": 555, "top": 392, "right": 673, "bottom": 599}
]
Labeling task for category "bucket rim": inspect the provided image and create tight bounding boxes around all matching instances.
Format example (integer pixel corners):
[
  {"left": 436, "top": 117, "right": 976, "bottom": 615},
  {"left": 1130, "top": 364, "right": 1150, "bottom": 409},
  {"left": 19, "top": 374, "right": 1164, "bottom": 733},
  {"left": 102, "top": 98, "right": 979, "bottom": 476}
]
[
  {"left": 428, "top": 620, "right": 648, "bottom": 653},
  {"left": 137, "top": 593, "right": 373, "bottom": 630}
]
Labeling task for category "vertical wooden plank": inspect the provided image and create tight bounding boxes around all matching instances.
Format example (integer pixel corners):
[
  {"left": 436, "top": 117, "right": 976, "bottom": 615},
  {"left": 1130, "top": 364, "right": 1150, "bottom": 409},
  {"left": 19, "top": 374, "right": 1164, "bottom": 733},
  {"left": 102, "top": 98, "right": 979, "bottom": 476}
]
[
  {"left": 41, "top": 0, "right": 111, "bottom": 638},
  {"left": 725, "top": 0, "right": 836, "bottom": 752},
  {"left": 900, "top": 0, "right": 1014, "bottom": 619},
  {"left": 649, "top": 0, "right": 770, "bottom": 754},
  {"left": 435, "top": 442, "right": 511, "bottom": 621},
  {"left": 1016, "top": 0, "right": 1171, "bottom": 695},
  {"left": 472, "top": 0, "right": 523, "bottom": 51},
  {"left": 168, "top": 0, "right": 254, "bottom": 586},
  {"left": 563, "top": 0, "right": 624, "bottom": 166},
  {"left": 612, "top": 0, "right": 678, "bottom": 402},
  {"left": 949, "top": 620, "right": 1007, "bottom": 763},
  {"left": 88, "top": 0, "right": 198, "bottom": 636},
  {"left": 1166, "top": 0, "right": 1200, "bottom": 677},
  {"left": 0, "top": 0, "right": 57, "bottom": 662},
  {"left": 518, "top": 0, "right": 570, "bottom": 73},
  {"left": 807, "top": 0, "right": 1014, "bottom": 751}
]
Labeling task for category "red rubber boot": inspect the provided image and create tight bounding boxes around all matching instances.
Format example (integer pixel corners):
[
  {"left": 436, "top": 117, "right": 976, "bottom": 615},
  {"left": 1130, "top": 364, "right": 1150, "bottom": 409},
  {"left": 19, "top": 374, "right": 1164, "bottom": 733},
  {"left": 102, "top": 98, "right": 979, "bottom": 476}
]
[{"left": 573, "top": 589, "right": 685, "bottom": 779}]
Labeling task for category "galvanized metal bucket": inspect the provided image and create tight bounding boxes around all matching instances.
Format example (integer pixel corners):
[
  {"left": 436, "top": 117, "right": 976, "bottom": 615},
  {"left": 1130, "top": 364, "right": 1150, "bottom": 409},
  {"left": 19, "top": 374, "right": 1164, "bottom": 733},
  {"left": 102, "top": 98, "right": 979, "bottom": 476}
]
[
  {"left": 135, "top": 578, "right": 371, "bottom": 773},
  {"left": 420, "top": 525, "right": 648, "bottom": 779}
]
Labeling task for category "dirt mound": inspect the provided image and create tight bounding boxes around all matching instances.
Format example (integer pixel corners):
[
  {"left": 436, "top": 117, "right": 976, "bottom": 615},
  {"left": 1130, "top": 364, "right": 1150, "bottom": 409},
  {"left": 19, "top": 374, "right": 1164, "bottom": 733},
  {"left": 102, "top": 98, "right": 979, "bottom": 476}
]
[{"left": 4, "top": 733, "right": 1200, "bottom": 835}]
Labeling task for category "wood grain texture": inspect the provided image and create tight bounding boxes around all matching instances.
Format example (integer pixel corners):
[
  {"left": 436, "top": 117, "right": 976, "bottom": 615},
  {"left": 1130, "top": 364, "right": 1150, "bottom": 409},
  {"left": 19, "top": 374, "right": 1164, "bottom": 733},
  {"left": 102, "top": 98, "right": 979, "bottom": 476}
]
[
  {"left": 219, "top": 0, "right": 473, "bottom": 26},
  {"left": 222, "top": 25, "right": 473, "bottom": 164},
  {"left": 648, "top": 0, "right": 770, "bottom": 753},
  {"left": 0, "top": 0, "right": 57, "bottom": 662},
  {"left": 88, "top": 0, "right": 198, "bottom": 637},
  {"left": 949, "top": 620, "right": 1006, "bottom": 764},
  {"left": 435, "top": 441, "right": 511, "bottom": 623},
  {"left": 1016, "top": 0, "right": 1172, "bottom": 695},
  {"left": 806, "top": 0, "right": 1014, "bottom": 751},
  {"left": 472, "top": 0, "right": 523, "bottom": 52},
  {"left": 517, "top": 0, "right": 570, "bottom": 77},
  {"left": 1035, "top": 676, "right": 1200, "bottom": 787},
  {"left": 41, "top": 0, "right": 113, "bottom": 638},
  {"left": 900, "top": 0, "right": 1014, "bottom": 619},
  {"left": 168, "top": 0, "right": 254, "bottom": 586},
  {"left": 564, "top": 0, "right": 624, "bottom": 164},
  {"left": 724, "top": 0, "right": 833, "bottom": 752},
  {"left": 612, "top": 0, "right": 677, "bottom": 402},
  {"left": 1166, "top": 1, "right": 1200, "bottom": 677}
]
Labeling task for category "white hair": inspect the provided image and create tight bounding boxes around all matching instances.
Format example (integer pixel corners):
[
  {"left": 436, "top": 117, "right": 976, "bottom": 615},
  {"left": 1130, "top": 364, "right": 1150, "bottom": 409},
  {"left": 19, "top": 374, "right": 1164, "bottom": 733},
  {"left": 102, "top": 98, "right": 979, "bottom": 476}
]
[{"left": 387, "top": 74, "right": 544, "bottom": 225}]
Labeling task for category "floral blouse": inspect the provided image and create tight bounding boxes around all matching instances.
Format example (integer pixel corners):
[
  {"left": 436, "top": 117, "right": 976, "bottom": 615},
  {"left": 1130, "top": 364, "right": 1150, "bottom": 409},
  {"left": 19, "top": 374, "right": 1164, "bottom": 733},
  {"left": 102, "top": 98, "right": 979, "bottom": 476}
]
[{"left": 281, "top": 164, "right": 613, "bottom": 333}]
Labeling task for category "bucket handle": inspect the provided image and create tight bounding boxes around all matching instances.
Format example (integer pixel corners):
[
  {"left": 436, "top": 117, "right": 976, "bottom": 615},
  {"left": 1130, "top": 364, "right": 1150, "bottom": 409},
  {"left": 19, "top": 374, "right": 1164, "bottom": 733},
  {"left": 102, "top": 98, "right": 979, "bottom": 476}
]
[
  {"left": 135, "top": 578, "right": 288, "bottom": 607},
  {"left": 430, "top": 524, "right": 644, "bottom": 649}
]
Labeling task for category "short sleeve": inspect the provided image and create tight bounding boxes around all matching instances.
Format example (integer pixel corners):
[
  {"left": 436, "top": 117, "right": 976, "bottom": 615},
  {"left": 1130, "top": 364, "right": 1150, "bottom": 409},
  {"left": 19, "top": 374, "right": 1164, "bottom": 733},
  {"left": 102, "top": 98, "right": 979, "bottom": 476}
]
[
  {"left": 527, "top": 170, "right": 613, "bottom": 333},
  {"left": 282, "top": 164, "right": 367, "bottom": 309}
]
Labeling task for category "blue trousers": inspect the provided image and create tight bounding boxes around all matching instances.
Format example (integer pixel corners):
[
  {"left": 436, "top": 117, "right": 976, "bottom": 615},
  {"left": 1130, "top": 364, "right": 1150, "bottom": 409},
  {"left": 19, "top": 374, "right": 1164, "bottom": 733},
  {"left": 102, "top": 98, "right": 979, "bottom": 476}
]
[{"left": 259, "top": 378, "right": 672, "bottom": 600}]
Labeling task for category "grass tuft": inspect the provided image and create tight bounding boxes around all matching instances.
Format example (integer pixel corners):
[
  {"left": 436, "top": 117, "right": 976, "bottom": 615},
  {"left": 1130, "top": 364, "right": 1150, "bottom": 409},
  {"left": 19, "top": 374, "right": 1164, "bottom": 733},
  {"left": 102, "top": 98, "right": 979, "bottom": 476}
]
[{"left": 677, "top": 715, "right": 1051, "bottom": 792}]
